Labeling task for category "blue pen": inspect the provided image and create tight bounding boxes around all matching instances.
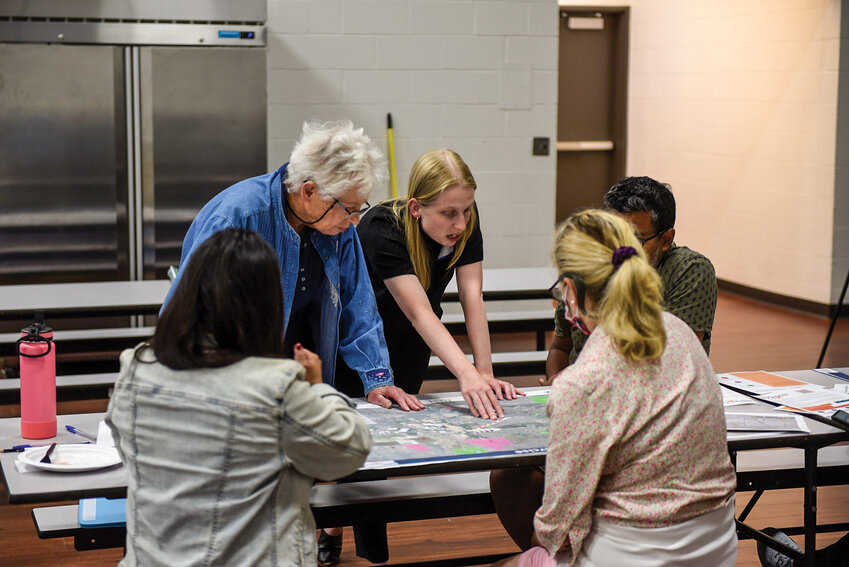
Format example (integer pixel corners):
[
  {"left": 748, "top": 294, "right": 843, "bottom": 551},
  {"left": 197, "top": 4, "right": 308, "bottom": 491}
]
[
  {"left": 815, "top": 368, "right": 849, "bottom": 381},
  {"left": 0, "top": 443, "right": 50, "bottom": 453},
  {"left": 65, "top": 425, "right": 97, "bottom": 441}
]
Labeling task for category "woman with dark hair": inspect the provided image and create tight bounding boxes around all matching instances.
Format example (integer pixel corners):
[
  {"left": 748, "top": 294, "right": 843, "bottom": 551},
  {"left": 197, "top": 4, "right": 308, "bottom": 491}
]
[{"left": 106, "top": 228, "right": 372, "bottom": 567}]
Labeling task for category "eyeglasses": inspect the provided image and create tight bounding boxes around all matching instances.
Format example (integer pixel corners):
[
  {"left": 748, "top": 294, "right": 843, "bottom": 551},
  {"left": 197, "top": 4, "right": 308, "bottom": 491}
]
[
  {"left": 635, "top": 228, "right": 667, "bottom": 246},
  {"left": 547, "top": 274, "right": 568, "bottom": 302},
  {"left": 332, "top": 198, "right": 371, "bottom": 219},
  {"left": 307, "top": 179, "right": 370, "bottom": 223},
  {"left": 548, "top": 273, "right": 591, "bottom": 336}
]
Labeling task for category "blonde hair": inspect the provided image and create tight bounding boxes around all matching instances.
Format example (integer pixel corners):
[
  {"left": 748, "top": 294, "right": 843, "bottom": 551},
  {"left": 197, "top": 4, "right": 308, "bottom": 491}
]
[
  {"left": 553, "top": 209, "right": 665, "bottom": 362},
  {"left": 389, "top": 149, "right": 477, "bottom": 290}
]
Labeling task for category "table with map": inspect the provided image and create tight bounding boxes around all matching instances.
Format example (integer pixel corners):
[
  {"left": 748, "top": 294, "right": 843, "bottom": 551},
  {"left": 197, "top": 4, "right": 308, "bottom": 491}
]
[{"left": 353, "top": 387, "right": 551, "bottom": 477}]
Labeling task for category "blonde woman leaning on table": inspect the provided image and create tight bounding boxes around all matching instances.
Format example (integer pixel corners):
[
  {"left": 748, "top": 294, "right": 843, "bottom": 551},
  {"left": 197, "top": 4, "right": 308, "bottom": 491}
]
[
  {"left": 492, "top": 210, "right": 737, "bottom": 567},
  {"left": 105, "top": 228, "right": 371, "bottom": 567},
  {"left": 328, "top": 149, "right": 523, "bottom": 565},
  {"left": 335, "top": 149, "right": 521, "bottom": 418}
]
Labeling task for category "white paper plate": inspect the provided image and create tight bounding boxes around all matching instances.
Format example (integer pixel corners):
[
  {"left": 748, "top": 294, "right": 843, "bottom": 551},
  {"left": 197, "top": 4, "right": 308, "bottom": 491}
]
[{"left": 18, "top": 444, "right": 122, "bottom": 472}]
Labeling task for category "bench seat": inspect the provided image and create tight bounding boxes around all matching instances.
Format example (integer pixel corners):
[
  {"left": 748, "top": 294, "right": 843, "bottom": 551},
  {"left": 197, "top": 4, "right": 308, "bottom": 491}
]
[
  {"left": 32, "top": 471, "right": 508, "bottom": 566},
  {"left": 442, "top": 309, "right": 553, "bottom": 350},
  {"left": 0, "top": 372, "right": 118, "bottom": 405},
  {"left": 0, "top": 327, "right": 154, "bottom": 377},
  {"left": 425, "top": 350, "right": 547, "bottom": 380}
]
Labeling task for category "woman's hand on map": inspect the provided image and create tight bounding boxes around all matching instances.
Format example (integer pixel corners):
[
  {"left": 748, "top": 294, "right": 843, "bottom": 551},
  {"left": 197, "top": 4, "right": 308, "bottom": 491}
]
[
  {"left": 484, "top": 374, "right": 524, "bottom": 401},
  {"left": 458, "top": 371, "right": 524, "bottom": 420},
  {"left": 367, "top": 386, "right": 426, "bottom": 412}
]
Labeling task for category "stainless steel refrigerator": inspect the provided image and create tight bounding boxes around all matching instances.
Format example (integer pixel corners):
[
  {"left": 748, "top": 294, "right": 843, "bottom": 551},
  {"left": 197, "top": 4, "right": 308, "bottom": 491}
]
[{"left": 0, "top": 1, "right": 268, "bottom": 290}]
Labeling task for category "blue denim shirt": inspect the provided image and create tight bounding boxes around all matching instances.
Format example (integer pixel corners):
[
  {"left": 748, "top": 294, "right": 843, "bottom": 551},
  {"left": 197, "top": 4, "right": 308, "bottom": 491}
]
[
  {"left": 106, "top": 347, "right": 372, "bottom": 566},
  {"left": 162, "top": 164, "right": 394, "bottom": 394}
]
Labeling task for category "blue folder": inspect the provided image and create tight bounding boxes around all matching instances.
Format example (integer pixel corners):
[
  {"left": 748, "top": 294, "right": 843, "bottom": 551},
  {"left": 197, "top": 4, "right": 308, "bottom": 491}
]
[{"left": 78, "top": 497, "right": 127, "bottom": 528}]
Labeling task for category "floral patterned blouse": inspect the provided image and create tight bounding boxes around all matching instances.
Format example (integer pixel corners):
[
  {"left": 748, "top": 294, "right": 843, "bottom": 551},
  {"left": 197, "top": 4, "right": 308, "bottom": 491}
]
[{"left": 534, "top": 312, "right": 736, "bottom": 562}]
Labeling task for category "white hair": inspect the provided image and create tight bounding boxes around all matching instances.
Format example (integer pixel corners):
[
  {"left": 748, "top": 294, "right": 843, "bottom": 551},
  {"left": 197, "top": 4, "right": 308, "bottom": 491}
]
[{"left": 284, "top": 120, "right": 388, "bottom": 199}]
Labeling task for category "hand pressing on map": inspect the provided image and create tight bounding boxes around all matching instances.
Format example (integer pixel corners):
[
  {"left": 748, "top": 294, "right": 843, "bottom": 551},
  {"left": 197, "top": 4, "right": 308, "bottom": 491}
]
[
  {"left": 458, "top": 370, "right": 525, "bottom": 419},
  {"left": 367, "top": 385, "right": 426, "bottom": 412}
]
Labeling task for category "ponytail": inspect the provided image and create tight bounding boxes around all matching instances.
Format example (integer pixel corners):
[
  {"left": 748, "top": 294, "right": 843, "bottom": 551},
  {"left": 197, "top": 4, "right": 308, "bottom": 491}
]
[
  {"left": 553, "top": 209, "right": 665, "bottom": 362},
  {"left": 597, "top": 251, "right": 665, "bottom": 361}
]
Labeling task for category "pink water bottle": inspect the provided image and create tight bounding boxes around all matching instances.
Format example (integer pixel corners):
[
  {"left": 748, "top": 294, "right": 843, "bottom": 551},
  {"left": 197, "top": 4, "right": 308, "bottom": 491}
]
[{"left": 16, "top": 310, "right": 57, "bottom": 439}]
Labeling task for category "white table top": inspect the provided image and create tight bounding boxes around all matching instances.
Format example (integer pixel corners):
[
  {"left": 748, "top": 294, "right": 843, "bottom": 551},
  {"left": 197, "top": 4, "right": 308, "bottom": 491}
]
[
  {"left": 0, "top": 412, "right": 127, "bottom": 503},
  {"left": 444, "top": 267, "right": 557, "bottom": 301},
  {"left": 2, "top": 371, "right": 848, "bottom": 504},
  {"left": 0, "top": 280, "right": 172, "bottom": 320}
]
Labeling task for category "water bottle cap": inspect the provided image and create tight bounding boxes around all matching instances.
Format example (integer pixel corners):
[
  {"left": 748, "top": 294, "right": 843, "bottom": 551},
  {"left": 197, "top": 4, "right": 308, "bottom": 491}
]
[{"left": 21, "top": 310, "right": 52, "bottom": 336}]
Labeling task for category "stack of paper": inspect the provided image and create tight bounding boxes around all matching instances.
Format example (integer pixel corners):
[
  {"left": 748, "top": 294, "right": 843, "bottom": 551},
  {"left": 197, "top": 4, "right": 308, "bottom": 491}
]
[{"left": 718, "top": 371, "right": 849, "bottom": 419}]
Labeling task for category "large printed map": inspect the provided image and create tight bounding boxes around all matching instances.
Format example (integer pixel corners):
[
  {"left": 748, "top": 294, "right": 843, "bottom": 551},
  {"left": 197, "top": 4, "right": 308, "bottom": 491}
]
[{"left": 356, "top": 390, "right": 551, "bottom": 470}]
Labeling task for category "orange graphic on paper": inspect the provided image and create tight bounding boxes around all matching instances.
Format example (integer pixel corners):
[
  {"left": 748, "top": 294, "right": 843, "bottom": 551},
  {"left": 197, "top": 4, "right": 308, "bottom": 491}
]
[
  {"left": 728, "top": 371, "right": 807, "bottom": 388},
  {"left": 802, "top": 403, "right": 841, "bottom": 411}
]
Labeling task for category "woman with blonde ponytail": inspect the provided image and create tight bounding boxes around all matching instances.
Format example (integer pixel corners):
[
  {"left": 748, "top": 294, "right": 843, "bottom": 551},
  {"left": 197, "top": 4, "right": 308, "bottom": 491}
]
[
  {"left": 492, "top": 209, "right": 737, "bottom": 567},
  {"left": 550, "top": 209, "right": 666, "bottom": 362}
]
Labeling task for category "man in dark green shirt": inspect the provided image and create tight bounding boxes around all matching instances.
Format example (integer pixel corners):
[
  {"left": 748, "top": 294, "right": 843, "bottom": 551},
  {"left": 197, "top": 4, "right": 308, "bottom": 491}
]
[{"left": 546, "top": 176, "right": 717, "bottom": 377}]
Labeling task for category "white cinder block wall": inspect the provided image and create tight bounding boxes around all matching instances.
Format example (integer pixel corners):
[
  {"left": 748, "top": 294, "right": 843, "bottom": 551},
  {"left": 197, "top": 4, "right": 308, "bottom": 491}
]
[
  {"left": 569, "top": 0, "right": 844, "bottom": 305},
  {"left": 266, "top": 0, "right": 560, "bottom": 269},
  {"left": 267, "top": 0, "right": 846, "bottom": 305}
]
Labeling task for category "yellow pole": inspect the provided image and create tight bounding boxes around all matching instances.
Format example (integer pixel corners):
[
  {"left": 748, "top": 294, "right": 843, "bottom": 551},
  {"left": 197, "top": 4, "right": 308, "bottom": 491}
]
[{"left": 386, "top": 113, "right": 398, "bottom": 198}]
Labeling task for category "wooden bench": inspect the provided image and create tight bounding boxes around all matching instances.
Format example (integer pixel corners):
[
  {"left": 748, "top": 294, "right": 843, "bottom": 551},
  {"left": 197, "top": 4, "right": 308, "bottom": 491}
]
[{"left": 32, "top": 471, "right": 512, "bottom": 567}]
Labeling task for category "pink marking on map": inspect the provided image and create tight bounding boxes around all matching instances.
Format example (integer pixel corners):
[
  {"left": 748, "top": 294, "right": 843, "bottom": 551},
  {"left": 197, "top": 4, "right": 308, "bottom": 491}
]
[
  {"left": 404, "top": 443, "right": 431, "bottom": 453},
  {"left": 465, "top": 437, "right": 514, "bottom": 451}
]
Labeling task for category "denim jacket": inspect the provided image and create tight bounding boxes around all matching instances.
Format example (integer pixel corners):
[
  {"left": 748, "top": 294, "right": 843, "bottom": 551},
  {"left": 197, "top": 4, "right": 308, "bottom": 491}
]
[
  {"left": 106, "top": 346, "right": 372, "bottom": 567},
  {"left": 162, "top": 164, "right": 394, "bottom": 394}
]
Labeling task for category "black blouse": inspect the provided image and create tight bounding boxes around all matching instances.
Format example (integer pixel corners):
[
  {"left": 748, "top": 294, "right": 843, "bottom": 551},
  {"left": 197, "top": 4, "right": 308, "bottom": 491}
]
[{"left": 342, "top": 202, "right": 483, "bottom": 393}]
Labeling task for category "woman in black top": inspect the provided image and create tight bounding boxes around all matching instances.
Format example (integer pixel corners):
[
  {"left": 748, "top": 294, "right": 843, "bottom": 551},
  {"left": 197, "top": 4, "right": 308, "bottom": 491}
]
[
  {"left": 326, "top": 149, "right": 524, "bottom": 566},
  {"left": 336, "top": 148, "right": 521, "bottom": 418}
]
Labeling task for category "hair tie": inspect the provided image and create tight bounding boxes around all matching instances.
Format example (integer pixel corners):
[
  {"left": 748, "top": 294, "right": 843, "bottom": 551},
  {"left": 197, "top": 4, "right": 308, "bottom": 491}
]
[{"left": 611, "top": 246, "right": 637, "bottom": 269}]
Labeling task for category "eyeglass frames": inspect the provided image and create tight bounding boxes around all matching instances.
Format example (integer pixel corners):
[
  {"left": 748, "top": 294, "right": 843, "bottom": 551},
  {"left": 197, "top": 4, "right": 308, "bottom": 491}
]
[
  {"left": 331, "top": 198, "right": 371, "bottom": 219},
  {"left": 306, "top": 179, "right": 371, "bottom": 223},
  {"left": 548, "top": 273, "right": 591, "bottom": 336},
  {"left": 547, "top": 274, "right": 568, "bottom": 302},
  {"left": 635, "top": 228, "right": 668, "bottom": 246}
]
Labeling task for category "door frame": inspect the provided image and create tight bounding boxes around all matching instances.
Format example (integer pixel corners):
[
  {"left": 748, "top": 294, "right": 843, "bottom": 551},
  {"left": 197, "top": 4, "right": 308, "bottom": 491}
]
[{"left": 557, "top": 5, "right": 630, "bottom": 209}]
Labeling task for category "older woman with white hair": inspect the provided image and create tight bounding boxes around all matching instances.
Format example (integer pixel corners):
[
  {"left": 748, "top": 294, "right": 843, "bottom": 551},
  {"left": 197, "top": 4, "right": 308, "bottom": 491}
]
[{"left": 163, "top": 119, "right": 424, "bottom": 412}]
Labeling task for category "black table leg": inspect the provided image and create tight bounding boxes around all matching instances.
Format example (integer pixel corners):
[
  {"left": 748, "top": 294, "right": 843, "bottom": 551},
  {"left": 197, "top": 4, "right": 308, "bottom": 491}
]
[{"left": 802, "top": 445, "right": 818, "bottom": 567}]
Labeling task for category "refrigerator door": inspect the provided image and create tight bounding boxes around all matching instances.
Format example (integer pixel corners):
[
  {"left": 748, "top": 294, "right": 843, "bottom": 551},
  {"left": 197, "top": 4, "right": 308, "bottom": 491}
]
[
  {"left": 138, "top": 46, "right": 267, "bottom": 279},
  {"left": 0, "top": 44, "right": 129, "bottom": 285}
]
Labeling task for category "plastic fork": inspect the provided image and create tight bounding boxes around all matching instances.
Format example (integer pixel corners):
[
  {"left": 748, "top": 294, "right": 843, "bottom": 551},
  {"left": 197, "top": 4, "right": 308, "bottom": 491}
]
[{"left": 40, "top": 442, "right": 57, "bottom": 463}]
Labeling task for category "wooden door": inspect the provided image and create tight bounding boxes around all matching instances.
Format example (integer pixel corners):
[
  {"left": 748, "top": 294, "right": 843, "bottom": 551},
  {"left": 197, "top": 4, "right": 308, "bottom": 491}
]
[{"left": 556, "top": 8, "right": 629, "bottom": 223}]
